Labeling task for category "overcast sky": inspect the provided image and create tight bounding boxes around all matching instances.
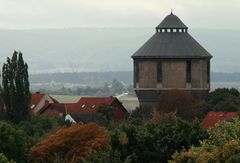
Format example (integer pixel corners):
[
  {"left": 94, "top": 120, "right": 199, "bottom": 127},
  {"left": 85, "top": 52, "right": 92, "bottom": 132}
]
[{"left": 0, "top": 0, "right": 239, "bottom": 29}]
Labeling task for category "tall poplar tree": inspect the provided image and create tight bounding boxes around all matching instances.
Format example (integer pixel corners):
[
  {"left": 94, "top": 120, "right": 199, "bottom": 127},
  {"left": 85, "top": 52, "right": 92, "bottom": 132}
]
[
  {"left": 2, "top": 51, "right": 30, "bottom": 123},
  {"left": 0, "top": 85, "right": 4, "bottom": 120}
]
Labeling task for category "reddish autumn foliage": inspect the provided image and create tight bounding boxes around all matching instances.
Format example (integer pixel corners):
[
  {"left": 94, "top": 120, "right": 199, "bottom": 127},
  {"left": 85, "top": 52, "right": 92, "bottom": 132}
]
[
  {"left": 28, "top": 123, "right": 110, "bottom": 162},
  {"left": 158, "top": 90, "right": 201, "bottom": 121}
]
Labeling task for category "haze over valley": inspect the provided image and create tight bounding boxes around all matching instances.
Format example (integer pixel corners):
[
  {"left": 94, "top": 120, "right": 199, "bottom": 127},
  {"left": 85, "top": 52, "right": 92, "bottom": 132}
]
[{"left": 0, "top": 27, "right": 239, "bottom": 73}]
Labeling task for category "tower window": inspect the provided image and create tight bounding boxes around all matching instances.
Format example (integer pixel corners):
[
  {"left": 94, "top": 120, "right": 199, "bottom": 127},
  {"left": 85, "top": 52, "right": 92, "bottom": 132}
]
[
  {"left": 186, "top": 60, "right": 191, "bottom": 83},
  {"left": 173, "top": 29, "right": 177, "bottom": 32},
  {"left": 207, "top": 60, "right": 210, "bottom": 83},
  {"left": 135, "top": 61, "right": 139, "bottom": 83},
  {"left": 157, "top": 62, "right": 162, "bottom": 82}
]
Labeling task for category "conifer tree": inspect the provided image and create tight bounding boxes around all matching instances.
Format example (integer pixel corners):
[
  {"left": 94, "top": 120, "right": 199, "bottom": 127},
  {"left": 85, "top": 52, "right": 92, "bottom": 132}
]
[
  {"left": 2, "top": 51, "right": 30, "bottom": 123},
  {"left": 0, "top": 85, "right": 4, "bottom": 120}
]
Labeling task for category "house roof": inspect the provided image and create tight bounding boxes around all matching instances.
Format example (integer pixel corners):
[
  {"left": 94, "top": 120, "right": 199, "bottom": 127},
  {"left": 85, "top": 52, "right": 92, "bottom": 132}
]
[
  {"left": 156, "top": 12, "right": 187, "bottom": 29},
  {"left": 200, "top": 112, "right": 238, "bottom": 128},
  {"left": 40, "top": 96, "right": 128, "bottom": 119},
  {"left": 40, "top": 103, "right": 65, "bottom": 114},
  {"left": 30, "top": 92, "right": 59, "bottom": 109},
  {"left": 68, "top": 113, "right": 105, "bottom": 125},
  {"left": 67, "top": 96, "right": 117, "bottom": 114},
  {"left": 30, "top": 92, "right": 44, "bottom": 108},
  {"left": 132, "top": 13, "right": 212, "bottom": 59},
  {"left": 78, "top": 96, "right": 116, "bottom": 108}
]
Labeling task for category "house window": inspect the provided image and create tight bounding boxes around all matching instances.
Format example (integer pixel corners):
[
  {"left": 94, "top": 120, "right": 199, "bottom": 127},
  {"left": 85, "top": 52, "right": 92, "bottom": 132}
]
[
  {"left": 186, "top": 60, "right": 191, "bottom": 83},
  {"left": 173, "top": 29, "right": 177, "bottom": 32},
  {"left": 157, "top": 62, "right": 162, "bottom": 82},
  {"left": 207, "top": 60, "right": 210, "bottom": 83}
]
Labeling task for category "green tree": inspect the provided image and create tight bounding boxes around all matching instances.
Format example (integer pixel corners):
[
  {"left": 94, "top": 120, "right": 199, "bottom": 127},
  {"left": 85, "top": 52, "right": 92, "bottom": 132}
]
[
  {"left": 111, "top": 79, "right": 126, "bottom": 95},
  {"left": 0, "top": 121, "right": 27, "bottom": 162},
  {"left": 130, "top": 104, "right": 153, "bottom": 125},
  {"left": 198, "top": 88, "right": 240, "bottom": 119},
  {"left": 97, "top": 104, "right": 117, "bottom": 123},
  {"left": 0, "top": 85, "right": 5, "bottom": 120},
  {"left": 0, "top": 153, "right": 14, "bottom": 163},
  {"left": 109, "top": 115, "right": 207, "bottom": 163},
  {"left": 2, "top": 51, "right": 30, "bottom": 123},
  {"left": 170, "top": 117, "right": 240, "bottom": 163}
]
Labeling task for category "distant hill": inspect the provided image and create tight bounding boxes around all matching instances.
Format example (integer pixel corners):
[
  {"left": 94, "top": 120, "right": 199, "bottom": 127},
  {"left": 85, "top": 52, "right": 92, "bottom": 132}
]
[
  {"left": 0, "top": 28, "right": 240, "bottom": 73},
  {"left": 30, "top": 71, "right": 132, "bottom": 84},
  {"left": 29, "top": 71, "right": 240, "bottom": 85}
]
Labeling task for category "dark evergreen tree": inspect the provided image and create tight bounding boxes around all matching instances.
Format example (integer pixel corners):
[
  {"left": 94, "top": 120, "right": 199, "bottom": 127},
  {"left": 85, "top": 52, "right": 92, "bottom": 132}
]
[
  {"left": 2, "top": 51, "right": 30, "bottom": 123},
  {"left": 0, "top": 85, "right": 4, "bottom": 120}
]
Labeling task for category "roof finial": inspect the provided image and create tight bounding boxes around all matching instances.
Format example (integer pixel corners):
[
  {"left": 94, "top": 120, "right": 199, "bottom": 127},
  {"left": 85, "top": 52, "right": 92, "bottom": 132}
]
[{"left": 171, "top": 9, "right": 173, "bottom": 15}]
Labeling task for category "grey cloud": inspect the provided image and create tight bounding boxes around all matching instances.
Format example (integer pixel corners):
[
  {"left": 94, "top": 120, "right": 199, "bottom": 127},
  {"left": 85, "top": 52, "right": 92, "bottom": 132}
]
[{"left": 0, "top": 0, "right": 239, "bottom": 29}]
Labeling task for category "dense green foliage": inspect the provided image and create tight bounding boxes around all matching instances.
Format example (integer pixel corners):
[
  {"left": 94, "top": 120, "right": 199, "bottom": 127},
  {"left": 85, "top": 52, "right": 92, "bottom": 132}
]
[
  {"left": 199, "top": 88, "right": 240, "bottom": 118},
  {"left": 171, "top": 117, "right": 240, "bottom": 163},
  {"left": 0, "top": 153, "right": 14, "bottom": 163},
  {"left": 129, "top": 104, "right": 153, "bottom": 124},
  {"left": 1, "top": 51, "right": 30, "bottom": 123},
  {"left": 17, "top": 115, "right": 66, "bottom": 143},
  {"left": 0, "top": 116, "right": 66, "bottom": 163},
  {"left": 0, "top": 121, "right": 27, "bottom": 162},
  {"left": 97, "top": 104, "right": 117, "bottom": 122},
  {"left": 87, "top": 115, "right": 207, "bottom": 163}
]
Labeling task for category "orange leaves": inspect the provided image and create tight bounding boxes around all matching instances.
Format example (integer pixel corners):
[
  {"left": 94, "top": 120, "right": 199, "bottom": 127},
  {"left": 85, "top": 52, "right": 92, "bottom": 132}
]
[{"left": 29, "top": 123, "right": 110, "bottom": 162}]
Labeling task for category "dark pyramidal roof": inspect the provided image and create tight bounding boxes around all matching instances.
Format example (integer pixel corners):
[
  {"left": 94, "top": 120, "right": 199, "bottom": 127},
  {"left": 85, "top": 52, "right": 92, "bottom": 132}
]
[
  {"left": 156, "top": 12, "right": 187, "bottom": 29},
  {"left": 132, "top": 13, "right": 212, "bottom": 59}
]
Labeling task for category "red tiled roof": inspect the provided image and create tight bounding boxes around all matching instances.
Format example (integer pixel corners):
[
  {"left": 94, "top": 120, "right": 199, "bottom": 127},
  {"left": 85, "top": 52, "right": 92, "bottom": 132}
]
[
  {"left": 67, "top": 96, "right": 116, "bottom": 114},
  {"left": 78, "top": 96, "right": 115, "bottom": 108},
  {"left": 40, "top": 96, "right": 127, "bottom": 121},
  {"left": 30, "top": 92, "right": 45, "bottom": 107},
  {"left": 30, "top": 92, "right": 59, "bottom": 110},
  {"left": 200, "top": 112, "right": 238, "bottom": 128}
]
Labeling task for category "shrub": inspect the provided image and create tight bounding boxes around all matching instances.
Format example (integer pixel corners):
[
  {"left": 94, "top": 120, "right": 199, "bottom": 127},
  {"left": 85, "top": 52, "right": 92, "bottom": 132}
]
[
  {"left": 170, "top": 117, "right": 240, "bottom": 162},
  {"left": 0, "top": 121, "right": 27, "bottom": 162},
  {"left": 29, "top": 123, "right": 110, "bottom": 162},
  {"left": 0, "top": 153, "right": 14, "bottom": 163},
  {"left": 109, "top": 115, "right": 207, "bottom": 163}
]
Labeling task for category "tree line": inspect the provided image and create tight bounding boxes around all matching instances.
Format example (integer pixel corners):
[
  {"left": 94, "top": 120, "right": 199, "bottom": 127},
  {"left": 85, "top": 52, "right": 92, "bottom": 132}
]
[{"left": 37, "top": 80, "right": 135, "bottom": 97}]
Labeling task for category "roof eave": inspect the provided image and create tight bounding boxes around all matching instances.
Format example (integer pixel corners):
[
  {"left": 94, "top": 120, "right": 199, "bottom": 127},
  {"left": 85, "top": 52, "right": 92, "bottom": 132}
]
[{"left": 132, "top": 55, "right": 213, "bottom": 59}]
